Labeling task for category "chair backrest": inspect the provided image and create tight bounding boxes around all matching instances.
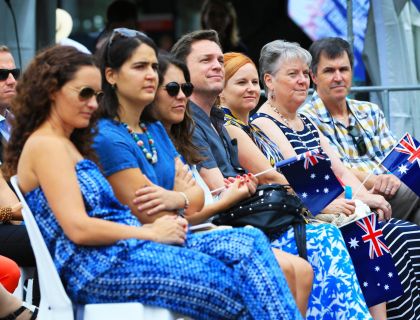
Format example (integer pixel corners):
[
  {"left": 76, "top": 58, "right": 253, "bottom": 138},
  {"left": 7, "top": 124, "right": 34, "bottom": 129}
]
[{"left": 11, "top": 175, "right": 74, "bottom": 319}]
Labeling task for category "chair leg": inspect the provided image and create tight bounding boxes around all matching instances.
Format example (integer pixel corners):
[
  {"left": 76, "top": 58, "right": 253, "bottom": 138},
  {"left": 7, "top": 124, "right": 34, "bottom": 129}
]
[{"left": 13, "top": 267, "right": 35, "bottom": 305}]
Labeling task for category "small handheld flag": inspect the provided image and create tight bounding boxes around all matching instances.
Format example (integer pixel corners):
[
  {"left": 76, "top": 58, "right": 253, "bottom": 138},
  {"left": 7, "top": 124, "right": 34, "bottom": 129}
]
[
  {"left": 340, "top": 213, "right": 403, "bottom": 307},
  {"left": 275, "top": 149, "right": 343, "bottom": 215},
  {"left": 382, "top": 133, "right": 420, "bottom": 197}
]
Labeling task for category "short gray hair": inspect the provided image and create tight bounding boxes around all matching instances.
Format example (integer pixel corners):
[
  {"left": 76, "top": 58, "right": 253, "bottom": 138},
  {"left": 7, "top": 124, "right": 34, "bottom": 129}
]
[{"left": 259, "top": 40, "right": 311, "bottom": 93}]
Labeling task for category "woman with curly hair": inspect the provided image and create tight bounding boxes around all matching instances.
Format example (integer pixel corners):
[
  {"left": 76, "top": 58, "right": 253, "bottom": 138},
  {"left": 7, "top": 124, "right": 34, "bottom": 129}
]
[{"left": 4, "top": 43, "right": 303, "bottom": 319}]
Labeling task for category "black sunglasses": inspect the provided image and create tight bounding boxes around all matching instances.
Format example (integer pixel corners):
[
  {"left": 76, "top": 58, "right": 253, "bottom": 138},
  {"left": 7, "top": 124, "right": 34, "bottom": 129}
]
[
  {"left": 71, "top": 87, "right": 103, "bottom": 102},
  {"left": 107, "top": 28, "right": 148, "bottom": 62},
  {"left": 0, "top": 68, "right": 20, "bottom": 81},
  {"left": 163, "top": 82, "right": 194, "bottom": 97},
  {"left": 348, "top": 126, "right": 367, "bottom": 156}
]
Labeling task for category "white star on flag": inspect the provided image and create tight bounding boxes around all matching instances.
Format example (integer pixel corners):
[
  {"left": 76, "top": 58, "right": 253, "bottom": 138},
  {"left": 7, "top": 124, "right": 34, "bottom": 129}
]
[
  {"left": 348, "top": 237, "right": 359, "bottom": 249},
  {"left": 375, "top": 266, "right": 380, "bottom": 272},
  {"left": 384, "top": 284, "right": 389, "bottom": 290},
  {"left": 323, "top": 187, "right": 329, "bottom": 193},
  {"left": 302, "top": 192, "right": 308, "bottom": 198},
  {"left": 388, "top": 272, "right": 393, "bottom": 278},
  {"left": 363, "top": 282, "right": 368, "bottom": 287},
  {"left": 398, "top": 164, "right": 408, "bottom": 175},
  {"left": 310, "top": 173, "right": 316, "bottom": 179},
  {"left": 324, "top": 174, "right": 330, "bottom": 180}
]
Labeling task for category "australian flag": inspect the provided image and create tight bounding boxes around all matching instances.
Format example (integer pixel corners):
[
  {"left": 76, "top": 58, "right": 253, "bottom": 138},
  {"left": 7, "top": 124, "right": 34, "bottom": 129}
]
[
  {"left": 382, "top": 133, "right": 420, "bottom": 197},
  {"left": 340, "top": 213, "right": 403, "bottom": 307},
  {"left": 275, "top": 149, "right": 343, "bottom": 215}
]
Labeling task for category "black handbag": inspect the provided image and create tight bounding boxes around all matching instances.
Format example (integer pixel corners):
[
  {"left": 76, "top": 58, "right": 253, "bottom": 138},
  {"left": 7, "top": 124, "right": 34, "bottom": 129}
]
[{"left": 213, "top": 183, "right": 309, "bottom": 259}]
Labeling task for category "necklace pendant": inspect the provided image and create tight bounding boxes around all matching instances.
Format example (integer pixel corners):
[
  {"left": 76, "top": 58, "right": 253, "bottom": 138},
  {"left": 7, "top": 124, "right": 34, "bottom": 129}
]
[{"left": 123, "top": 121, "right": 159, "bottom": 164}]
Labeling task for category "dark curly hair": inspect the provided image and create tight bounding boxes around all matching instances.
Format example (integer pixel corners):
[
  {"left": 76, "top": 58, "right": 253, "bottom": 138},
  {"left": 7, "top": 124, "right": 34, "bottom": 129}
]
[
  {"left": 3, "top": 45, "right": 99, "bottom": 179},
  {"left": 147, "top": 54, "right": 204, "bottom": 165}
]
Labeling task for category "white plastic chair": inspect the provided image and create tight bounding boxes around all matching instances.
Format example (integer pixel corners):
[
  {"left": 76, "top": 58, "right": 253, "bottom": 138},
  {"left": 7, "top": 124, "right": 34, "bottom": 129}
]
[
  {"left": 11, "top": 175, "right": 187, "bottom": 320},
  {"left": 13, "top": 266, "right": 35, "bottom": 304}
]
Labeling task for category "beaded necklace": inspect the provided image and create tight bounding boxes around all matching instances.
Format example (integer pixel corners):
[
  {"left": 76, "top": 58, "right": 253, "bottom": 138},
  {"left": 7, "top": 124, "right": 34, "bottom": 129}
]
[
  {"left": 123, "top": 122, "right": 158, "bottom": 164},
  {"left": 268, "top": 102, "right": 308, "bottom": 149}
]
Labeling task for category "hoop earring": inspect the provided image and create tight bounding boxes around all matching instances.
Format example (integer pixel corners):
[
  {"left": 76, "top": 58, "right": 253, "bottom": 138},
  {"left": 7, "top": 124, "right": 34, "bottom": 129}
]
[
  {"left": 270, "top": 90, "right": 275, "bottom": 100},
  {"left": 111, "top": 83, "right": 117, "bottom": 90}
]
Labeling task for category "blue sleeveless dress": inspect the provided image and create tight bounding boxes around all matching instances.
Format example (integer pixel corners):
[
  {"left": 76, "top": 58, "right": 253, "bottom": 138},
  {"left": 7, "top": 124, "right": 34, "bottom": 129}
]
[{"left": 25, "top": 159, "right": 302, "bottom": 320}]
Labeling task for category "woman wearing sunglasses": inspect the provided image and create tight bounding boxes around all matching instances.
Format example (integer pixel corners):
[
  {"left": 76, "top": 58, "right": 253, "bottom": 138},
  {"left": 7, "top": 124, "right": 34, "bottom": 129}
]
[
  {"left": 92, "top": 28, "right": 303, "bottom": 319},
  {"left": 147, "top": 54, "right": 251, "bottom": 217}
]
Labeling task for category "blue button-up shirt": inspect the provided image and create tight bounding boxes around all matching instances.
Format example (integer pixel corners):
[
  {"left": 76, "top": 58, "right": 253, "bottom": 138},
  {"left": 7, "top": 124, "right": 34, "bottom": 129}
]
[{"left": 190, "top": 101, "right": 245, "bottom": 178}]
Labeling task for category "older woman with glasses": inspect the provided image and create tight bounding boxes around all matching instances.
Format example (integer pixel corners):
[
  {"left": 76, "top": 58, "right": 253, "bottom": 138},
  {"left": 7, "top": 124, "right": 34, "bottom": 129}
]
[
  {"left": 92, "top": 28, "right": 304, "bottom": 319},
  {"left": 252, "top": 39, "right": 420, "bottom": 319}
]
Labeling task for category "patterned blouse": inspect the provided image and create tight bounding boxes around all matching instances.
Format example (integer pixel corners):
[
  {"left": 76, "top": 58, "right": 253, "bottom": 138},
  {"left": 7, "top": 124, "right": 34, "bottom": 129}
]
[
  {"left": 250, "top": 112, "right": 320, "bottom": 154},
  {"left": 223, "top": 107, "right": 284, "bottom": 166}
]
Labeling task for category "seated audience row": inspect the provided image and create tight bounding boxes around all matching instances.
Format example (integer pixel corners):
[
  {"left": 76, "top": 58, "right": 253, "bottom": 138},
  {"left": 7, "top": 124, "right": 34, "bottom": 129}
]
[
  {"left": 3, "top": 42, "right": 301, "bottom": 319},
  {"left": 1, "top": 28, "right": 419, "bottom": 320},
  {"left": 219, "top": 39, "right": 420, "bottom": 319}
]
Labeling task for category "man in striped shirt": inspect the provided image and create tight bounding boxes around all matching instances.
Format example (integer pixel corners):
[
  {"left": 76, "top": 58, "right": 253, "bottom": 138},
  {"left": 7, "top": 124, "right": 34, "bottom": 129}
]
[{"left": 300, "top": 37, "right": 420, "bottom": 224}]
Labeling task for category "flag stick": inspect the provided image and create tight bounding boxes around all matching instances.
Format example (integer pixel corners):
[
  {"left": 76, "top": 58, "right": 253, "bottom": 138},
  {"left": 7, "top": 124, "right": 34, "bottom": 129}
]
[
  {"left": 210, "top": 166, "right": 278, "bottom": 194},
  {"left": 210, "top": 148, "right": 322, "bottom": 195}
]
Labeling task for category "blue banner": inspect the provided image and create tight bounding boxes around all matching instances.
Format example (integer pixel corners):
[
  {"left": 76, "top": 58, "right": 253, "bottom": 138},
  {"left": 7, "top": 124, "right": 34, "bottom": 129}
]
[{"left": 288, "top": 0, "right": 370, "bottom": 81}]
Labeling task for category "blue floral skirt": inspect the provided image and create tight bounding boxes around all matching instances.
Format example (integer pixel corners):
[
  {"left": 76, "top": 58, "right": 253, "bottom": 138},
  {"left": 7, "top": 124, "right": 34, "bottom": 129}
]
[{"left": 271, "top": 222, "right": 372, "bottom": 320}]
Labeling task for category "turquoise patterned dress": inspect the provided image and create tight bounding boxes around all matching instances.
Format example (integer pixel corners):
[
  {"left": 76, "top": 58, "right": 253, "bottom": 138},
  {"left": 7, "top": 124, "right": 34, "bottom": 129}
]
[
  {"left": 224, "top": 109, "right": 372, "bottom": 320},
  {"left": 25, "top": 159, "right": 302, "bottom": 320}
]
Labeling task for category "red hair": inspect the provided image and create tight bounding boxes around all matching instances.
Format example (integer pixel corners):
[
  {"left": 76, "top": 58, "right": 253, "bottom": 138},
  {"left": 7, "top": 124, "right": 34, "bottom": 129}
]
[{"left": 223, "top": 52, "right": 256, "bottom": 84}]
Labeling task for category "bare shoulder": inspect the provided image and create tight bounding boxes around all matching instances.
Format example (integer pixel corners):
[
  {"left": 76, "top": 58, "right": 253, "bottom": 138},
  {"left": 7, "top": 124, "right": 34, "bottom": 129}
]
[
  {"left": 225, "top": 124, "right": 248, "bottom": 138},
  {"left": 18, "top": 133, "right": 81, "bottom": 192},
  {"left": 21, "top": 134, "right": 76, "bottom": 164}
]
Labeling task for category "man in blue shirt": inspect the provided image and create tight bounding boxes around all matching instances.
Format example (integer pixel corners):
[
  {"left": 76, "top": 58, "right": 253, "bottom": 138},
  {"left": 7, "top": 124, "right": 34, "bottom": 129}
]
[{"left": 171, "top": 30, "right": 249, "bottom": 192}]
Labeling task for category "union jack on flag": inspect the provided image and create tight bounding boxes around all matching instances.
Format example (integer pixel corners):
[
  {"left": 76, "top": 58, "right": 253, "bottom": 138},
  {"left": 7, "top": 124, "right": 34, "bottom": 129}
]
[
  {"left": 355, "top": 214, "right": 390, "bottom": 259},
  {"left": 297, "top": 149, "right": 326, "bottom": 169},
  {"left": 275, "top": 149, "right": 343, "bottom": 215},
  {"left": 394, "top": 133, "right": 420, "bottom": 166},
  {"left": 340, "top": 213, "right": 403, "bottom": 307},
  {"left": 382, "top": 133, "right": 420, "bottom": 197}
]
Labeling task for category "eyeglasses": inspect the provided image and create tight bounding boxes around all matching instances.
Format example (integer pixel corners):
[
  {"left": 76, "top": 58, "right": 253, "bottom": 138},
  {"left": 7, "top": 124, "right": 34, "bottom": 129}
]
[
  {"left": 71, "top": 87, "right": 103, "bottom": 102},
  {"left": 107, "top": 28, "right": 148, "bottom": 63},
  {"left": 163, "top": 82, "right": 194, "bottom": 97},
  {"left": 347, "top": 126, "right": 367, "bottom": 156},
  {"left": 0, "top": 68, "right": 20, "bottom": 81}
]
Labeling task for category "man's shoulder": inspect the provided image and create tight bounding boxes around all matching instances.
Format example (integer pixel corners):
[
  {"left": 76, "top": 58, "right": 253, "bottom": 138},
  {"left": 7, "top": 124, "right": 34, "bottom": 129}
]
[
  {"left": 347, "top": 98, "right": 382, "bottom": 115},
  {"left": 189, "top": 101, "right": 209, "bottom": 123},
  {"left": 299, "top": 95, "right": 329, "bottom": 124}
]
